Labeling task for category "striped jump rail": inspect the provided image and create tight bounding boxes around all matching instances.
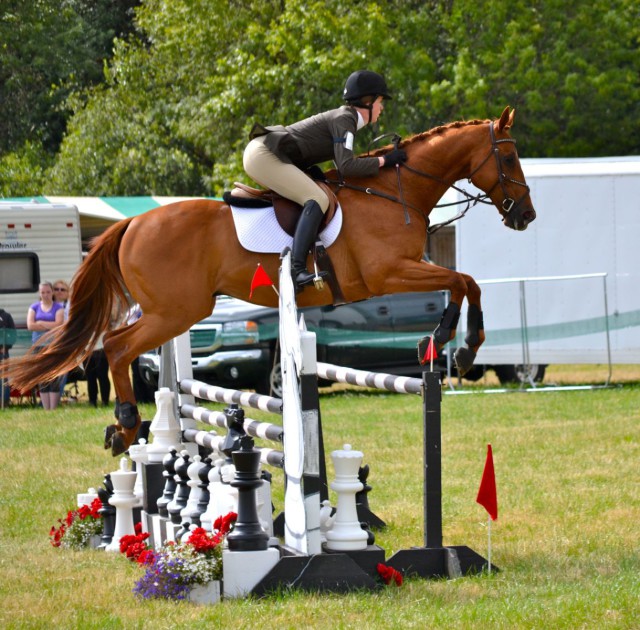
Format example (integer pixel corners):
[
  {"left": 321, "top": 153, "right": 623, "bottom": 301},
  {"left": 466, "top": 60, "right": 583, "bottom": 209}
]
[
  {"left": 182, "top": 428, "right": 284, "bottom": 468},
  {"left": 181, "top": 403, "right": 284, "bottom": 443},
  {"left": 180, "top": 378, "right": 283, "bottom": 414},
  {"left": 317, "top": 362, "right": 423, "bottom": 395}
]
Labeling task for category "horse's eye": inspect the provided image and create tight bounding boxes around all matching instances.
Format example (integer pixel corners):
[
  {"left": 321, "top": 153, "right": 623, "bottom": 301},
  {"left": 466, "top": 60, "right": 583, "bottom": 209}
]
[{"left": 503, "top": 154, "right": 516, "bottom": 167}]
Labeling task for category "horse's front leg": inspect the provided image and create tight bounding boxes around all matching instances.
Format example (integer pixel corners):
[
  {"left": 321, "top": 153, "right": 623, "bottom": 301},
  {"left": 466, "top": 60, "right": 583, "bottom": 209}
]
[
  {"left": 416, "top": 271, "right": 469, "bottom": 367},
  {"left": 451, "top": 273, "right": 485, "bottom": 375}
]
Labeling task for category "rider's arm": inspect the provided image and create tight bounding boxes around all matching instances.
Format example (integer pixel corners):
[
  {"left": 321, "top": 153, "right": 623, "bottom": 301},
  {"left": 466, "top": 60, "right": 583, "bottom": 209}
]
[{"left": 329, "top": 110, "right": 380, "bottom": 178}]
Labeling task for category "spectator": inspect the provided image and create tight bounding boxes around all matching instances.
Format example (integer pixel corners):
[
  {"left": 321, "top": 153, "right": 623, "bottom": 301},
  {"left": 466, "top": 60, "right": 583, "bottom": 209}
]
[
  {"left": 53, "top": 279, "right": 71, "bottom": 397},
  {"left": 0, "top": 308, "right": 16, "bottom": 406},
  {"left": 85, "top": 339, "right": 111, "bottom": 407},
  {"left": 85, "top": 305, "right": 121, "bottom": 407},
  {"left": 27, "top": 282, "right": 64, "bottom": 409}
]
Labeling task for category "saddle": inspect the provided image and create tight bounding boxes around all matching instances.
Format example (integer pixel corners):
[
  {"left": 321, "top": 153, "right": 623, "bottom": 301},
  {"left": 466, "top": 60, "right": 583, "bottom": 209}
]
[{"left": 223, "top": 181, "right": 338, "bottom": 237}]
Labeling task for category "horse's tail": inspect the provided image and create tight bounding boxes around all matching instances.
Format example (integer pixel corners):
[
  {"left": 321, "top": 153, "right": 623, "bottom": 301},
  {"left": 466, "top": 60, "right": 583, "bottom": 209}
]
[{"left": 4, "top": 218, "right": 134, "bottom": 391}]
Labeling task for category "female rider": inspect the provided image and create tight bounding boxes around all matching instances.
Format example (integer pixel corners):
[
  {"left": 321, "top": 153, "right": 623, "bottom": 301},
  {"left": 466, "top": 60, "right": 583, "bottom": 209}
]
[{"left": 243, "top": 70, "right": 407, "bottom": 291}]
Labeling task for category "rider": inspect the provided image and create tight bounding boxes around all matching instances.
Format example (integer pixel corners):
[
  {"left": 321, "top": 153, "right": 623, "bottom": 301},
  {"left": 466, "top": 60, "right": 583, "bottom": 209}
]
[{"left": 243, "top": 70, "right": 407, "bottom": 291}]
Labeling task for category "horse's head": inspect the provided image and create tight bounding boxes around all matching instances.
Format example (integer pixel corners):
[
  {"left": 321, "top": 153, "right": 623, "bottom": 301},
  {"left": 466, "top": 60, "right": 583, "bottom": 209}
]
[{"left": 468, "top": 107, "right": 536, "bottom": 231}]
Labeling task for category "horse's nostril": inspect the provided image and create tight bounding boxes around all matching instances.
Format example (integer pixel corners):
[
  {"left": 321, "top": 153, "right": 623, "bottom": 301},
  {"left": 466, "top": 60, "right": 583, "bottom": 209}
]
[{"left": 524, "top": 210, "right": 536, "bottom": 223}]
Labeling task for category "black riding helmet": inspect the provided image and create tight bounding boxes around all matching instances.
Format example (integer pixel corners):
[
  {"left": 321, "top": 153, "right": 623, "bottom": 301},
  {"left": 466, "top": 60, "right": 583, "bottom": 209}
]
[
  {"left": 343, "top": 70, "right": 392, "bottom": 103},
  {"left": 343, "top": 70, "right": 391, "bottom": 124}
]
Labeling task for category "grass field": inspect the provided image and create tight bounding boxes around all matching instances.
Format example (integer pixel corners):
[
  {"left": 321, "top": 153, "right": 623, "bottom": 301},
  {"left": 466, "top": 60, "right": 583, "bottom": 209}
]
[{"left": 0, "top": 365, "right": 638, "bottom": 629}]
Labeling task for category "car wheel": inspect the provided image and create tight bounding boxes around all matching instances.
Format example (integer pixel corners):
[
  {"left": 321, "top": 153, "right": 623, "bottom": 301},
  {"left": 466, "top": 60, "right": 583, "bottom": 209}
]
[
  {"left": 494, "top": 364, "right": 546, "bottom": 385},
  {"left": 269, "top": 362, "right": 283, "bottom": 398}
]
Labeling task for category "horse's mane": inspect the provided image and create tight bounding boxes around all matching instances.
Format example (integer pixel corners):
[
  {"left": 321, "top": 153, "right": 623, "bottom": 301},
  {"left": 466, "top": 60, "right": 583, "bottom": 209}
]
[{"left": 368, "top": 118, "right": 492, "bottom": 157}]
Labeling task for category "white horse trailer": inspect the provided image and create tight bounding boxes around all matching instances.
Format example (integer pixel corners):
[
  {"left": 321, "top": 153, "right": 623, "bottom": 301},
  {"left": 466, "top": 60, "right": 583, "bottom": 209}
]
[
  {"left": 449, "top": 156, "right": 640, "bottom": 379},
  {"left": 0, "top": 202, "right": 82, "bottom": 336}
]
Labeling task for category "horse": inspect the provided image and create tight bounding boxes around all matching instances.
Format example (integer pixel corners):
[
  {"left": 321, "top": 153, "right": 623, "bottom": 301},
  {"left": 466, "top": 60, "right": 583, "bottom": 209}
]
[{"left": 5, "top": 106, "right": 536, "bottom": 455}]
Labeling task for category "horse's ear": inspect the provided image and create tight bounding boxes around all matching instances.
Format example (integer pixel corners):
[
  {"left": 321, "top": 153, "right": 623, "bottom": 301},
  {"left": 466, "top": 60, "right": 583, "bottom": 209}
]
[{"left": 497, "top": 106, "right": 513, "bottom": 131}]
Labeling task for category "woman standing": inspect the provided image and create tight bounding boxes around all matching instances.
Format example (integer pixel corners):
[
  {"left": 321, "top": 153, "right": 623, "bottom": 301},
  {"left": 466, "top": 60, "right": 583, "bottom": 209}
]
[
  {"left": 53, "top": 279, "right": 71, "bottom": 397},
  {"left": 27, "top": 282, "right": 64, "bottom": 409}
]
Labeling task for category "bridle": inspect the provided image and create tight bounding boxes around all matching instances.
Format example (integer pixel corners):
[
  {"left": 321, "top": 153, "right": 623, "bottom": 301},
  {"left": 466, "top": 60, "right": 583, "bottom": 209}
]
[
  {"left": 466, "top": 121, "right": 531, "bottom": 219},
  {"left": 330, "top": 121, "right": 531, "bottom": 233}
]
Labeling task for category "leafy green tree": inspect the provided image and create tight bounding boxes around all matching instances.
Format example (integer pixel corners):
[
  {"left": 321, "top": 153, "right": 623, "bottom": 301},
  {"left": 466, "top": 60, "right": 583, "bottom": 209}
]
[
  {"left": 33, "top": 0, "right": 640, "bottom": 195},
  {"left": 429, "top": 0, "right": 640, "bottom": 156},
  {"left": 0, "top": 0, "right": 139, "bottom": 195},
  {"left": 49, "top": 0, "right": 446, "bottom": 194}
]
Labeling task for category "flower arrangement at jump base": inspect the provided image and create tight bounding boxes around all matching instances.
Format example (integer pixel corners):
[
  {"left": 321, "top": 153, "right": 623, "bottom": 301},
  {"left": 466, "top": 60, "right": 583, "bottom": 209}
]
[
  {"left": 123, "top": 512, "right": 237, "bottom": 601},
  {"left": 49, "top": 498, "right": 103, "bottom": 549}
]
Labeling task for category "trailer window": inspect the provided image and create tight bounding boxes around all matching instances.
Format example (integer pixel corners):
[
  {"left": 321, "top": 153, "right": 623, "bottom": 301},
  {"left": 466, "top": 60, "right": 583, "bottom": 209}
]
[{"left": 0, "top": 252, "right": 40, "bottom": 293}]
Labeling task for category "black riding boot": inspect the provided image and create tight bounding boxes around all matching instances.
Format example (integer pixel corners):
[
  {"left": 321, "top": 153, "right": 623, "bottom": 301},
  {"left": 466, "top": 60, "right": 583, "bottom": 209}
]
[{"left": 291, "top": 200, "right": 328, "bottom": 291}]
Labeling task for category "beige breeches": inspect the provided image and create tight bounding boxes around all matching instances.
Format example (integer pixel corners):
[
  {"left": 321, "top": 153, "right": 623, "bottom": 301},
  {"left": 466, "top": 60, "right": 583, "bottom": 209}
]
[{"left": 243, "top": 136, "right": 329, "bottom": 213}]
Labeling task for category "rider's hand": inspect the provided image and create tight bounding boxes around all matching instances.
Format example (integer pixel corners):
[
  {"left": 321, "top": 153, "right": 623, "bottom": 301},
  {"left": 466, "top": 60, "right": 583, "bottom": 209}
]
[{"left": 383, "top": 148, "right": 407, "bottom": 167}]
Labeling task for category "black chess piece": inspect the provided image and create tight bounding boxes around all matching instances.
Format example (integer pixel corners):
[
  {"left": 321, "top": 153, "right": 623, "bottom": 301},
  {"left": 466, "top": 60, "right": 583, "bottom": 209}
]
[
  {"left": 355, "top": 464, "right": 372, "bottom": 510},
  {"left": 97, "top": 474, "right": 115, "bottom": 548},
  {"left": 167, "top": 452, "right": 191, "bottom": 525},
  {"left": 355, "top": 463, "right": 386, "bottom": 530},
  {"left": 221, "top": 404, "right": 246, "bottom": 460},
  {"left": 157, "top": 448, "right": 179, "bottom": 518},
  {"left": 226, "top": 435, "right": 269, "bottom": 551}
]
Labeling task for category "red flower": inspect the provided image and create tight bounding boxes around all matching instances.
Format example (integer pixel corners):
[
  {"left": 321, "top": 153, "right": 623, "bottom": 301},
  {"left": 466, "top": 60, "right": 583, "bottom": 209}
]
[
  {"left": 125, "top": 541, "right": 150, "bottom": 561},
  {"left": 89, "top": 498, "right": 102, "bottom": 518},
  {"left": 377, "top": 563, "right": 403, "bottom": 586},
  {"left": 49, "top": 523, "right": 66, "bottom": 547},
  {"left": 187, "top": 527, "right": 221, "bottom": 554},
  {"left": 213, "top": 512, "right": 237, "bottom": 535},
  {"left": 119, "top": 530, "right": 151, "bottom": 561},
  {"left": 137, "top": 549, "right": 156, "bottom": 565}
]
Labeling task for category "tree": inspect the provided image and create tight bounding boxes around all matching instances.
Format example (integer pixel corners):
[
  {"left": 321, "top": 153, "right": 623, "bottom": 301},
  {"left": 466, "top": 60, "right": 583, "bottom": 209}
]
[
  {"left": 428, "top": 0, "right": 640, "bottom": 157},
  {"left": 0, "top": 0, "right": 140, "bottom": 195},
  {"left": 5, "top": 0, "right": 638, "bottom": 196}
]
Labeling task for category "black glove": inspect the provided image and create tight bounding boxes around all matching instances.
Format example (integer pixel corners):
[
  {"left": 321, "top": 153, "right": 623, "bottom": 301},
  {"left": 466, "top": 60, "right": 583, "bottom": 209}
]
[{"left": 383, "top": 148, "right": 407, "bottom": 167}]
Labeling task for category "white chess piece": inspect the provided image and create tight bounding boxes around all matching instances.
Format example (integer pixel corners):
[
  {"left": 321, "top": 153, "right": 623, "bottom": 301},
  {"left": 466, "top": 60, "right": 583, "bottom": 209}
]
[
  {"left": 128, "top": 438, "right": 148, "bottom": 506},
  {"left": 147, "top": 388, "right": 181, "bottom": 463},
  {"left": 182, "top": 455, "right": 205, "bottom": 528},
  {"left": 325, "top": 444, "right": 368, "bottom": 551},
  {"left": 105, "top": 457, "right": 138, "bottom": 552},
  {"left": 200, "top": 459, "right": 223, "bottom": 532}
]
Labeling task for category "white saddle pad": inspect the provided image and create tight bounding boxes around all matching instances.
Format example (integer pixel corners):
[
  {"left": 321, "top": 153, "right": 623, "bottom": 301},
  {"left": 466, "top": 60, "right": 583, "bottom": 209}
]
[{"left": 230, "top": 204, "right": 342, "bottom": 253}]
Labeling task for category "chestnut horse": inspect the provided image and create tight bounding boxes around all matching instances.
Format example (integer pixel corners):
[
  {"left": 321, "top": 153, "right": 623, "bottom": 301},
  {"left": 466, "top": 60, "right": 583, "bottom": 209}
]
[{"left": 5, "top": 107, "right": 535, "bottom": 455}]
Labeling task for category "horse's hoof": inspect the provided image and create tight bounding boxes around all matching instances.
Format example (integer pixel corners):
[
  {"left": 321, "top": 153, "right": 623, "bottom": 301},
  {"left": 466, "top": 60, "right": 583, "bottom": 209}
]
[
  {"left": 110, "top": 431, "right": 128, "bottom": 457},
  {"left": 104, "top": 424, "right": 117, "bottom": 450},
  {"left": 454, "top": 347, "right": 477, "bottom": 376}
]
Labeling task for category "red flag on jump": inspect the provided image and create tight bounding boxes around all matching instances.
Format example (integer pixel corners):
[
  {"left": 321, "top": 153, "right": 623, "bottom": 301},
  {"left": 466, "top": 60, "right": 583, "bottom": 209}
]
[
  {"left": 476, "top": 444, "right": 498, "bottom": 520},
  {"left": 420, "top": 335, "right": 437, "bottom": 365},
  {"left": 249, "top": 264, "right": 275, "bottom": 298}
]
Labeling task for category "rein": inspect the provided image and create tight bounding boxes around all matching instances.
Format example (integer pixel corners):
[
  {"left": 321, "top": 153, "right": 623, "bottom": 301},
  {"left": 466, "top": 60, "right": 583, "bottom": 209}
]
[{"left": 330, "top": 122, "right": 530, "bottom": 233}]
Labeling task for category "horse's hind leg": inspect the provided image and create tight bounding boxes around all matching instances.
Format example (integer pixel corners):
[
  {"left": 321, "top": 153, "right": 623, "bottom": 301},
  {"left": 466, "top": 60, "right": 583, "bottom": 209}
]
[
  {"left": 102, "top": 312, "right": 203, "bottom": 456},
  {"left": 101, "top": 323, "right": 142, "bottom": 455},
  {"left": 104, "top": 296, "right": 215, "bottom": 456}
]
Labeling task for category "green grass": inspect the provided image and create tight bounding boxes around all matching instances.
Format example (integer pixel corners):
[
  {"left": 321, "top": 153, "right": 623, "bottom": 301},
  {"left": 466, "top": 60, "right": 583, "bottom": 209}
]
[{"left": 1, "top": 375, "right": 639, "bottom": 629}]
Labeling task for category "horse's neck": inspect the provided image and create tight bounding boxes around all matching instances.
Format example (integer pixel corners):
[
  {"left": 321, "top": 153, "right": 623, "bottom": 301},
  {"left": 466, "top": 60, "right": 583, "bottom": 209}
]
[
  {"left": 405, "top": 123, "right": 488, "bottom": 209},
  {"left": 415, "top": 123, "right": 486, "bottom": 183}
]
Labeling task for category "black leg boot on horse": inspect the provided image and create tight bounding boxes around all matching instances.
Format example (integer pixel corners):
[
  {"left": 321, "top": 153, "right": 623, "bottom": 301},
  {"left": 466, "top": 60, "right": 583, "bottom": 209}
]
[{"left": 291, "top": 200, "right": 328, "bottom": 292}]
